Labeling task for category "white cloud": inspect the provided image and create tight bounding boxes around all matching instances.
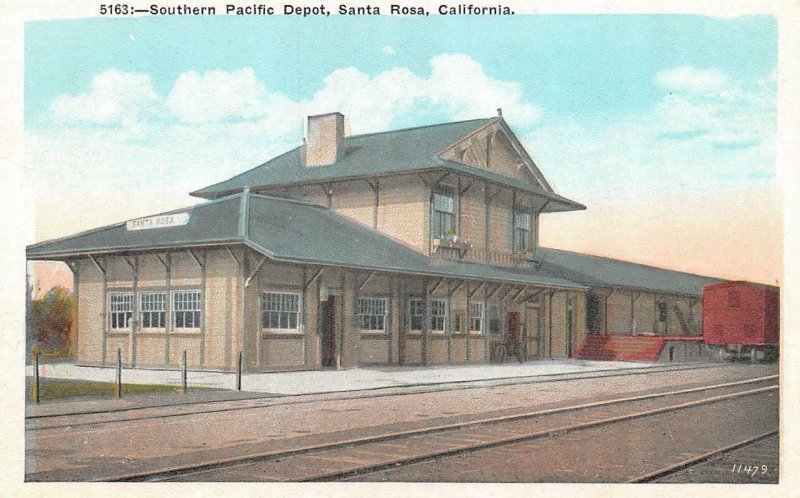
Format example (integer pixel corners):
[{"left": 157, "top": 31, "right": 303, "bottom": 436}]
[
  {"left": 166, "top": 68, "right": 271, "bottom": 124},
  {"left": 50, "top": 70, "right": 158, "bottom": 125},
  {"left": 382, "top": 45, "right": 396, "bottom": 55},
  {"left": 46, "top": 54, "right": 539, "bottom": 136},
  {"left": 426, "top": 53, "right": 541, "bottom": 126},
  {"left": 526, "top": 67, "right": 776, "bottom": 197},
  {"left": 654, "top": 65, "right": 730, "bottom": 94},
  {"left": 31, "top": 54, "right": 544, "bottom": 242}
]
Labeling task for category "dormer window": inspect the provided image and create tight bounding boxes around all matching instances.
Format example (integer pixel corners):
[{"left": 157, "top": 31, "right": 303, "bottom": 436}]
[
  {"left": 432, "top": 185, "right": 456, "bottom": 240},
  {"left": 513, "top": 210, "right": 531, "bottom": 252}
]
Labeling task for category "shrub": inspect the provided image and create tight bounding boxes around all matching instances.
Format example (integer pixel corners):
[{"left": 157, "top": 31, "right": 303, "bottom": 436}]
[{"left": 28, "top": 286, "right": 74, "bottom": 355}]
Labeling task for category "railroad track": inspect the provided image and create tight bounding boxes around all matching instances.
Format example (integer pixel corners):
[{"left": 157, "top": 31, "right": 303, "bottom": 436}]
[
  {"left": 27, "top": 363, "right": 741, "bottom": 431},
  {"left": 105, "top": 374, "right": 778, "bottom": 483},
  {"left": 630, "top": 432, "right": 779, "bottom": 484}
]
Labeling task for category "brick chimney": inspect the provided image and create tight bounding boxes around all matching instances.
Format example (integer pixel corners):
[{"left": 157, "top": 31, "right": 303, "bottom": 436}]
[{"left": 306, "top": 112, "right": 344, "bottom": 167}]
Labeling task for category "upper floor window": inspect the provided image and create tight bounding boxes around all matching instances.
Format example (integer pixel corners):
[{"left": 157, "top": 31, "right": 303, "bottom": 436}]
[
  {"left": 513, "top": 210, "right": 532, "bottom": 252},
  {"left": 357, "top": 297, "right": 388, "bottom": 332},
  {"left": 262, "top": 292, "right": 300, "bottom": 332},
  {"left": 432, "top": 186, "right": 456, "bottom": 239},
  {"left": 108, "top": 292, "right": 133, "bottom": 329},
  {"left": 173, "top": 290, "right": 202, "bottom": 329}
]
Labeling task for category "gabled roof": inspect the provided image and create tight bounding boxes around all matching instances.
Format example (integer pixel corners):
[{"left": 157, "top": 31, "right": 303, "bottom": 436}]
[
  {"left": 27, "top": 192, "right": 585, "bottom": 291},
  {"left": 190, "top": 117, "right": 584, "bottom": 212},
  {"left": 192, "top": 118, "right": 492, "bottom": 198},
  {"left": 536, "top": 247, "right": 724, "bottom": 297}
]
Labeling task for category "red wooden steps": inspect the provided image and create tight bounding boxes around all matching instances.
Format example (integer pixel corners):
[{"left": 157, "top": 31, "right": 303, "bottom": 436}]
[{"left": 575, "top": 335, "right": 667, "bottom": 362}]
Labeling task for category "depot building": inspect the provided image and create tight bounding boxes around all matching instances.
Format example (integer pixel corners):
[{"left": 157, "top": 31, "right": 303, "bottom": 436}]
[{"left": 27, "top": 112, "right": 720, "bottom": 372}]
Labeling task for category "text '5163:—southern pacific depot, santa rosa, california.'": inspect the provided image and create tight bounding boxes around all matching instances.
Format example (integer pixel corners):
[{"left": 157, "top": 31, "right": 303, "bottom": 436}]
[{"left": 98, "top": 4, "right": 516, "bottom": 16}]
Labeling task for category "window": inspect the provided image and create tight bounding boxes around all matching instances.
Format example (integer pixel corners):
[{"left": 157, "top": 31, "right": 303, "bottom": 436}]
[
  {"left": 513, "top": 210, "right": 532, "bottom": 252},
  {"left": 108, "top": 292, "right": 133, "bottom": 329},
  {"left": 357, "top": 297, "right": 388, "bottom": 332},
  {"left": 262, "top": 292, "right": 300, "bottom": 332},
  {"left": 469, "top": 302, "right": 484, "bottom": 334},
  {"left": 430, "top": 299, "right": 447, "bottom": 333},
  {"left": 432, "top": 186, "right": 456, "bottom": 239},
  {"left": 139, "top": 292, "right": 166, "bottom": 329},
  {"left": 172, "top": 290, "right": 201, "bottom": 329},
  {"left": 408, "top": 298, "right": 448, "bottom": 333},
  {"left": 409, "top": 299, "right": 425, "bottom": 332}
]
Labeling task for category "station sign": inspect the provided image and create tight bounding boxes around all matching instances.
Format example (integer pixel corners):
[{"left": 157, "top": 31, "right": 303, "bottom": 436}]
[{"left": 126, "top": 212, "right": 190, "bottom": 231}]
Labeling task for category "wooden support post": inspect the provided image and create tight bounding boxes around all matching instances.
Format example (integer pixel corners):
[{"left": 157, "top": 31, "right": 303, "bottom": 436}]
[
  {"left": 422, "top": 279, "right": 430, "bottom": 366},
  {"left": 548, "top": 292, "right": 555, "bottom": 359},
  {"left": 33, "top": 351, "right": 40, "bottom": 403},
  {"left": 90, "top": 255, "right": 109, "bottom": 366},
  {"left": 182, "top": 350, "right": 188, "bottom": 393},
  {"left": 483, "top": 282, "right": 489, "bottom": 362},
  {"left": 465, "top": 282, "right": 471, "bottom": 361},
  {"left": 68, "top": 260, "right": 80, "bottom": 359},
  {"left": 447, "top": 280, "right": 454, "bottom": 363},
  {"left": 398, "top": 279, "right": 407, "bottom": 366},
  {"left": 130, "top": 256, "right": 139, "bottom": 367},
  {"left": 604, "top": 289, "right": 613, "bottom": 335},
  {"left": 629, "top": 292, "right": 640, "bottom": 335},
  {"left": 237, "top": 351, "right": 242, "bottom": 391},
  {"left": 484, "top": 185, "right": 491, "bottom": 263},
  {"left": 457, "top": 177, "right": 462, "bottom": 239},
  {"left": 164, "top": 253, "right": 172, "bottom": 365},
  {"left": 116, "top": 348, "right": 122, "bottom": 398},
  {"left": 200, "top": 251, "right": 207, "bottom": 368},
  {"left": 511, "top": 189, "right": 516, "bottom": 252}
]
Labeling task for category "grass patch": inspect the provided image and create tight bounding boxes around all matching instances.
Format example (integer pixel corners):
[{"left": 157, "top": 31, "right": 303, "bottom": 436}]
[{"left": 27, "top": 377, "right": 189, "bottom": 402}]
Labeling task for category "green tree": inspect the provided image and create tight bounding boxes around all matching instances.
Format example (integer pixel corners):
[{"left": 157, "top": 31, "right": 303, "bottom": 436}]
[{"left": 29, "top": 286, "right": 74, "bottom": 355}]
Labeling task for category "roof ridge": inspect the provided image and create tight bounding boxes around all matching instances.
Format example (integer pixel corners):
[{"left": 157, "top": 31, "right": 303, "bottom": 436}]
[
  {"left": 248, "top": 192, "right": 324, "bottom": 208},
  {"left": 345, "top": 117, "right": 492, "bottom": 141}
]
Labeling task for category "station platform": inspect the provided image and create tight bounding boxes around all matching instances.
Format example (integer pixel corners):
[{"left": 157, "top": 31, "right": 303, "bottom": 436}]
[{"left": 26, "top": 359, "right": 660, "bottom": 396}]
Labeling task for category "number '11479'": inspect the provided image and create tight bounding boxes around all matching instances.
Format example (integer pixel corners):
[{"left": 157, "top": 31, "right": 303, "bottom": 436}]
[{"left": 732, "top": 464, "right": 768, "bottom": 477}]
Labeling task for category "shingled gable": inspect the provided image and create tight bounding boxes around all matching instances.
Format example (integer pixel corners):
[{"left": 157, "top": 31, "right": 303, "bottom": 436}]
[
  {"left": 189, "top": 116, "right": 584, "bottom": 212},
  {"left": 438, "top": 115, "right": 553, "bottom": 192}
]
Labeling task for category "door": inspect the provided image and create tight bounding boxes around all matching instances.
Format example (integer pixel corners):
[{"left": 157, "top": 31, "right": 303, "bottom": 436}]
[
  {"left": 320, "top": 297, "right": 336, "bottom": 368},
  {"left": 507, "top": 312, "right": 518, "bottom": 345},
  {"left": 526, "top": 307, "right": 542, "bottom": 359}
]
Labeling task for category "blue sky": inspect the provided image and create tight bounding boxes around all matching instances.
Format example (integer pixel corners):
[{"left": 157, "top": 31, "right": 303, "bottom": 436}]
[
  {"left": 25, "top": 15, "right": 776, "bottom": 122},
  {"left": 24, "top": 13, "right": 781, "bottom": 281}
]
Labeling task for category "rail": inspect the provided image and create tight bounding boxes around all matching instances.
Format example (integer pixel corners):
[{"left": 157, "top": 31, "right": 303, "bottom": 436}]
[{"left": 100, "top": 375, "right": 777, "bottom": 482}]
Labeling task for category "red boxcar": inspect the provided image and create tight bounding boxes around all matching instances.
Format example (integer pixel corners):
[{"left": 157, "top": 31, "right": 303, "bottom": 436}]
[{"left": 703, "top": 281, "right": 779, "bottom": 361}]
